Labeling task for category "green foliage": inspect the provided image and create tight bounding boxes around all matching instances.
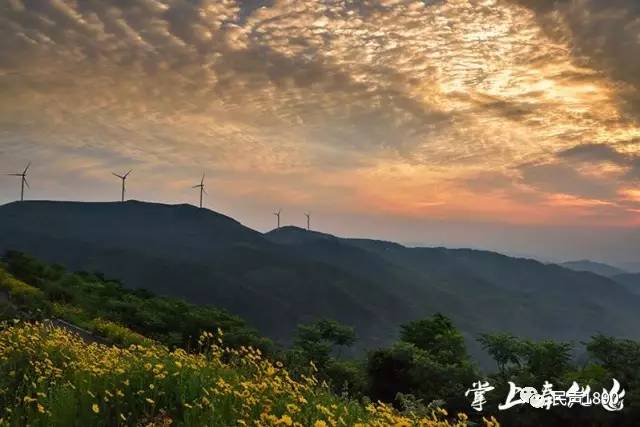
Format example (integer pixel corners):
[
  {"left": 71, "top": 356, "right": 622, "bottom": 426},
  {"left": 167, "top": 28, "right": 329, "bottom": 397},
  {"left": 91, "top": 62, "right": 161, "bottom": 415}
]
[
  {"left": 479, "top": 333, "right": 639, "bottom": 426},
  {"left": 0, "top": 266, "right": 49, "bottom": 317},
  {"left": 287, "top": 319, "right": 364, "bottom": 397},
  {"left": 400, "top": 313, "right": 468, "bottom": 362},
  {"left": 1, "top": 251, "right": 273, "bottom": 355},
  {"left": 524, "top": 340, "right": 572, "bottom": 383},
  {"left": 293, "top": 318, "right": 356, "bottom": 367},
  {"left": 2, "top": 250, "right": 65, "bottom": 286},
  {"left": 324, "top": 359, "right": 367, "bottom": 397},
  {"left": 367, "top": 314, "right": 478, "bottom": 415},
  {"left": 477, "top": 333, "right": 525, "bottom": 374},
  {"left": 88, "top": 318, "right": 151, "bottom": 347},
  {"left": 586, "top": 334, "right": 640, "bottom": 386},
  {"left": 585, "top": 334, "right": 640, "bottom": 421},
  {"left": 479, "top": 333, "right": 572, "bottom": 381},
  {"left": 0, "top": 301, "right": 21, "bottom": 321}
]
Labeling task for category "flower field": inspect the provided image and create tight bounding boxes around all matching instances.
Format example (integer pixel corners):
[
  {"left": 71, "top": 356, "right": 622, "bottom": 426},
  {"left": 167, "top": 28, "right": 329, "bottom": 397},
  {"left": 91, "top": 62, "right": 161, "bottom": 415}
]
[{"left": 0, "top": 322, "right": 496, "bottom": 427}]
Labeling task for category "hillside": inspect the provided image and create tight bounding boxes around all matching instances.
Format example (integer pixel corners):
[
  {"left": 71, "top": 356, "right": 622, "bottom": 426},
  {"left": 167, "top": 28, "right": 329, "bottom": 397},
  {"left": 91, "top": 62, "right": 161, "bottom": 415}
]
[
  {"left": 0, "top": 321, "right": 475, "bottom": 427},
  {"left": 272, "top": 228, "right": 640, "bottom": 362},
  {"left": 0, "top": 260, "right": 490, "bottom": 425},
  {"left": 560, "top": 260, "right": 627, "bottom": 277},
  {"left": 2, "top": 201, "right": 640, "bottom": 365},
  {"left": 0, "top": 201, "right": 408, "bottom": 351},
  {"left": 613, "top": 273, "right": 640, "bottom": 296}
]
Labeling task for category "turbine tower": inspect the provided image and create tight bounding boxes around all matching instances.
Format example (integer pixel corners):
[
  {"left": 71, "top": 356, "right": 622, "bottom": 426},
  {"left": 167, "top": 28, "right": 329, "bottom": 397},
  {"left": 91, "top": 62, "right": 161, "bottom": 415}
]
[
  {"left": 304, "top": 212, "right": 310, "bottom": 231},
  {"left": 192, "top": 172, "right": 206, "bottom": 208},
  {"left": 274, "top": 209, "right": 281, "bottom": 229},
  {"left": 8, "top": 162, "right": 30, "bottom": 202},
  {"left": 112, "top": 170, "right": 132, "bottom": 202}
]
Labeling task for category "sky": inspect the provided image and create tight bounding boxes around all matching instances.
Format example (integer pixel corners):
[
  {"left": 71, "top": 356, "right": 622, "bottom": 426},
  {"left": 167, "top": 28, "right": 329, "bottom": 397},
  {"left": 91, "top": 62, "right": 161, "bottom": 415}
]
[{"left": 1, "top": 0, "right": 640, "bottom": 267}]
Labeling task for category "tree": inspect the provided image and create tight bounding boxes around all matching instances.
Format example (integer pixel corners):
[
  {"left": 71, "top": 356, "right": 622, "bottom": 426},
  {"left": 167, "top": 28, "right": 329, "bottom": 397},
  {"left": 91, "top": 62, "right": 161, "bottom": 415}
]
[
  {"left": 479, "top": 334, "right": 572, "bottom": 382},
  {"left": 367, "top": 314, "right": 477, "bottom": 413},
  {"left": 478, "top": 333, "right": 525, "bottom": 374},
  {"left": 586, "top": 334, "right": 640, "bottom": 386},
  {"left": 292, "top": 318, "right": 356, "bottom": 368},
  {"left": 287, "top": 319, "right": 361, "bottom": 395},
  {"left": 585, "top": 334, "right": 640, "bottom": 423},
  {"left": 523, "top": 340, "right": 572, "bottom": 383},
  {"left": 400, "top": 313, "right": 467, "bottom": 362},
  {"left": 367, "top": 342, "right": 418, "bottom": 403},
  {"left": 479, "top": 336, "right": 578, "bottom": 427}
]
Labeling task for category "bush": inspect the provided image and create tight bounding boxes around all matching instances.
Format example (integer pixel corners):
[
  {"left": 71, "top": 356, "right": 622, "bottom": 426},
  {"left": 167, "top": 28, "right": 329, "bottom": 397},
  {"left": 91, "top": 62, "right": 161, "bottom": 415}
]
[
  {"left": 88, "top": 318, "right": 152, "bottom": 347},
  {"left": 0, "top": 268, "right": 49, "bottom": 316}
]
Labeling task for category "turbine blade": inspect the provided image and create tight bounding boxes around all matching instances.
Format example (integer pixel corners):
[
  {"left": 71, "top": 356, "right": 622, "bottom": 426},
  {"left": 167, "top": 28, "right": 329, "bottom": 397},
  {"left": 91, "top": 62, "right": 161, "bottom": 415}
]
[
  {"left": 192, "top": 184, "right": 201, "bottom": 188},
  {"left": 201, "top": 173, "right": 205, "bottom": 185},
  {"left": 7, "top": 173, "right": 22, "bottom": 176},
  {"left": 202, "top": 188, "right": 208, "bottom": 195},
  {"left": 112, "top": 172, "right": 123, "bottom": 179},
  {"left": 23, "top": 177, "right": 30, "bottom": 189},
  {"left": 124, "top": 169, "right": 132, "bottom": 178},
  {"left": 23, "top": 162, "right": 31, "bottom": 174}
]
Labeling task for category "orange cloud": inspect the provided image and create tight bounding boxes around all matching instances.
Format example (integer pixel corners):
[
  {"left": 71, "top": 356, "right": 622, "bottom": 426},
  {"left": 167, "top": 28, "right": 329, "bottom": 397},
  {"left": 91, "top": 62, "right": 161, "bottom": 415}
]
[{"left": 1, "top": 0, "right": 640, "bottom": 229}]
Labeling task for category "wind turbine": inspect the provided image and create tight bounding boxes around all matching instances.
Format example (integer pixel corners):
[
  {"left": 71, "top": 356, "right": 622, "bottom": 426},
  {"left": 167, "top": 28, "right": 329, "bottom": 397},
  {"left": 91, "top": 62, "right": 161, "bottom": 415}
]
[
  {"left": 192, "top": 172, "right": 206, "bottom": 208},
  {"left": 112, "top": 170, "right": 132, "bottom": 202},
  {"left": 304, "top": 212, "right": 311, "bottom": 231},
  {"left": 274, "top": 209, "right": 281, "bottom": 229},
  {"left": 8, "top": 162, "right": 30, "bottom": 202}
]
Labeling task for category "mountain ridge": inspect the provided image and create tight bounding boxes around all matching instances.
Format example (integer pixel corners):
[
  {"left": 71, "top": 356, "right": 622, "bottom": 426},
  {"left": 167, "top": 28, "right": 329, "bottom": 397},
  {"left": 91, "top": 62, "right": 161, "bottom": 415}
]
[
  {"left": 560, "top": 259, "right": 627, "bottom": 277},
  {"left": 1, "top": 200, "right": 639, "bottom": 366}
]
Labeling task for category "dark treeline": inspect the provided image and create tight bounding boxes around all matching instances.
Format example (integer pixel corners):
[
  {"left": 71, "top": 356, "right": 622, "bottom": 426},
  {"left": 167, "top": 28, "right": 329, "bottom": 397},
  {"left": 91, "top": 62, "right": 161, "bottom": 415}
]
[{"left": 1, "top": 251, "right": 637, "bottom": 426}]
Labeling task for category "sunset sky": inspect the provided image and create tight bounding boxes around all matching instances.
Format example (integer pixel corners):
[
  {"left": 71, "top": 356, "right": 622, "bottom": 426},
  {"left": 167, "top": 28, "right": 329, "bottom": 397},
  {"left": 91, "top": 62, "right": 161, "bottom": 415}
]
[{"left": 1, "top": 0, "right": 640, "bottom": 266}]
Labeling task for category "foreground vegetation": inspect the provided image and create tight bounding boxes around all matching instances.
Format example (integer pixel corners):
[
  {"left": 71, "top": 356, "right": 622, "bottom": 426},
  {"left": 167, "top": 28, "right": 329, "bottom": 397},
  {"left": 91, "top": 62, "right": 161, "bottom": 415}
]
[
  {"left": 0, "top": 250, "right": 272, "bottom": 352},
  {"left": 0, "top": 322, "right": 495, "bottom": 427},
  {"left": 2, "top": 251, "right": 639, "bottom": 426},
  {"left": 0, "top": 252, "right": 493, "bottom": 426}
]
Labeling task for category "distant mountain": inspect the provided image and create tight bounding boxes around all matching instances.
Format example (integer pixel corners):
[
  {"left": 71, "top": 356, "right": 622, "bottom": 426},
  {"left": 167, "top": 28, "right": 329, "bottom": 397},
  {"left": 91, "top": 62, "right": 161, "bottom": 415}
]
[
  {"left": 613, "top": 273, "right": 640, "bottom": 296},
  {"left": 2, "top": 201, "right": 640, "bottom": 366},
  {"left": 618, "top": 262, "right": 640, "bottom": 273},
  {"left": 560, "top": 260, "right": 627, "bottom": 277}
]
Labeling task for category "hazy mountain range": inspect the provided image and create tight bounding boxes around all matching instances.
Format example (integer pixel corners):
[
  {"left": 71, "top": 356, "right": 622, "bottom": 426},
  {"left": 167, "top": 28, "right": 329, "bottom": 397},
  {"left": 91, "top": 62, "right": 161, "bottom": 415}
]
[
  {"left": 1, "top": 200, "right": 638, "bottom": 365},
  {"left": 560, "top": 260, "right": 628, "bottom": 277}
]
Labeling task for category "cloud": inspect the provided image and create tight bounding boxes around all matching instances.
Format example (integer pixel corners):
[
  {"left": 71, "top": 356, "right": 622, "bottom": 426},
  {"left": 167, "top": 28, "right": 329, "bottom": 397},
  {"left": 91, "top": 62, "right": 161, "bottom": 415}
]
[
  {"left": 510, "top": 0, "right": 640, "bottom": 121},
  {"left": 0, "top": 0, "right": 640, "bottom": 227},
  {"left": 558, "top": 142, "right": 640, "bottom": 181},
  {"left": 512, "top": 141, "right": 640, "bottom": 224},
  {"left": 520, "top": 162, "right": 617, "bottom": 200},
  {"left": 558, "top": 143, "right": 628, "bottom": 164}
]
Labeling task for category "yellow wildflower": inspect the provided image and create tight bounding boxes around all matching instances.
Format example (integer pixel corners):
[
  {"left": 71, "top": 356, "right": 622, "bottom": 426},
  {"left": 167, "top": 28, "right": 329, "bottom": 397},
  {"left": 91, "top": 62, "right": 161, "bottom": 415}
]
[{"left": 278, "top": 414, "right": 293, "bottom": 426}]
